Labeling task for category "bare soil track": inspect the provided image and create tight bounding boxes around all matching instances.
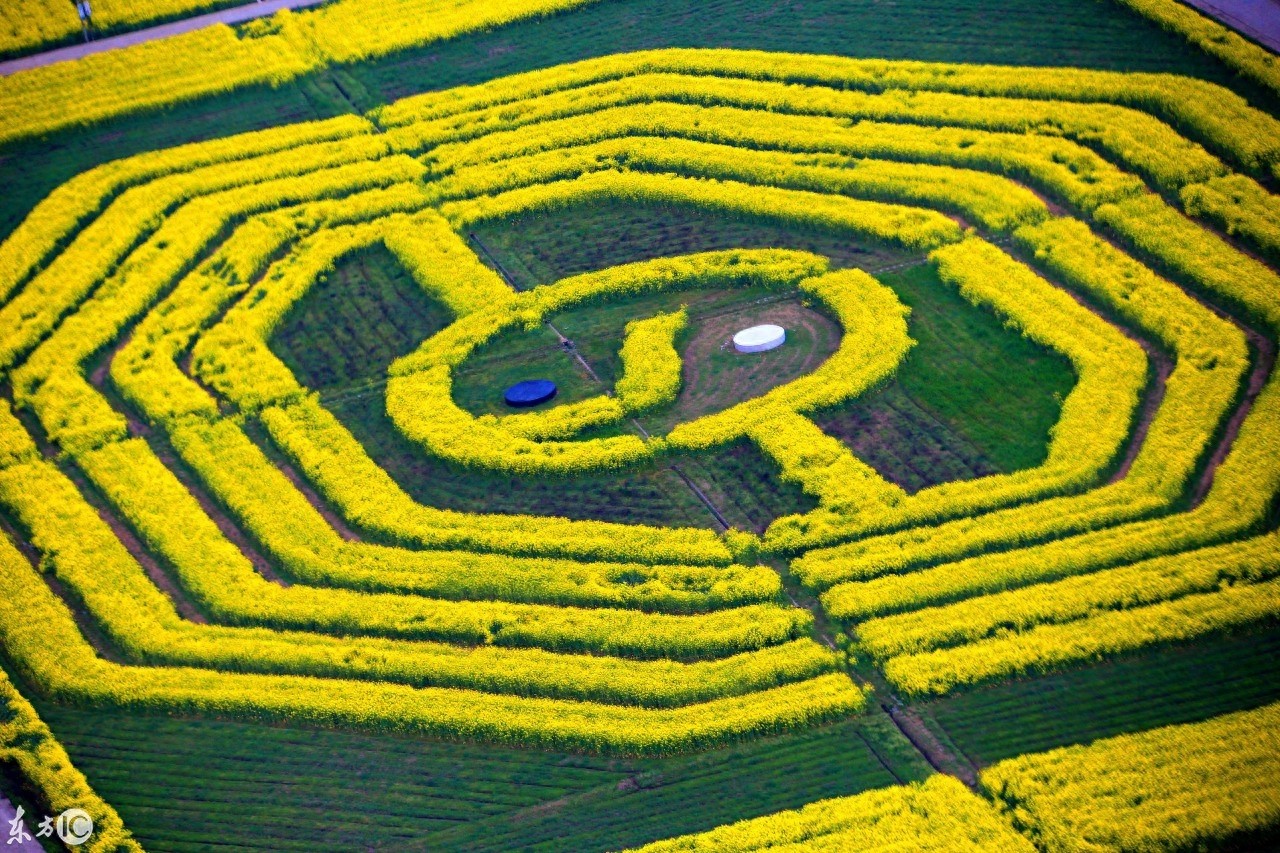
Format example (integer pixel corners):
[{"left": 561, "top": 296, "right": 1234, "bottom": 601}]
[
  {"left": 88, "top": 339, "right": 295, "bottom": 587},
  {"left": 668, "top": 300, "right": 840, "bottom": 430}
]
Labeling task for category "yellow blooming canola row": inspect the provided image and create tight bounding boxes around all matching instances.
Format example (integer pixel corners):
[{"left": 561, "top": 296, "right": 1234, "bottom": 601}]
[
  {"left": 0, "top": 0, "right": 607, "bottom": 145},
  {"left": 626, "top": 775, "right": 1036, "bottom": 852},
  {"left": 0, "top": 0, "right": 250, "bottom": 58},
  {"left": 2, "top": 0, "right": 1275, "bottom": 154},
  {"left": 0, "top": 47, "right": 1279, "bottom": 807},
  {"left": 981, "top": 701, "right": 1280, "bottom": 852},
  {"left": 631, "top": 702, "right": 1280, "bottom": 851},
  {"left": 1115, "top": 0, "right": 1280, "bottom": 95},
  {"left": 0, "top": 0, "right": 607, "bottom": 65}
]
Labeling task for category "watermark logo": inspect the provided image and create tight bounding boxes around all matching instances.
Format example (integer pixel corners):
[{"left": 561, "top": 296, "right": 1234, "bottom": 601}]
[
  {"left": 6, "top": 805, "right": 93, "bottom": 847},
  {"left": 56, "top": 810, "right": 94, "bottom": 846}
]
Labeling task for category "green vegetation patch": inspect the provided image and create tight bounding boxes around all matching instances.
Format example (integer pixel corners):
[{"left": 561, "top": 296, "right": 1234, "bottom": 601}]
[
  {"left": 29, "top": 687, "right": 925, "bottom": 853},
  {"left": 926, "top": 625, "right": 1280, "bottom": 765},
  {"left": 814, "top": 263, "right": 1077, "bottom": 488},
  {"left": 271, "top": 243, "right": 453, "bottom": 394}
]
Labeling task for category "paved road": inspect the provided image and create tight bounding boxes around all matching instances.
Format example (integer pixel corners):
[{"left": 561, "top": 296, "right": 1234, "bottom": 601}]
[
  {"left": 1180, "top": 0, "right": 1280, "bottom": 52},
  {"left": 0, "top": 0, "right": 329, "bottom": 77}
]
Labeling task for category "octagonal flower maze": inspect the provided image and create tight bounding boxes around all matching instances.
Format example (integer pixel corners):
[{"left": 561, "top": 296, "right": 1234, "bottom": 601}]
[{"left": 2, "top": 46, "right": 1280, "bottom": 851}]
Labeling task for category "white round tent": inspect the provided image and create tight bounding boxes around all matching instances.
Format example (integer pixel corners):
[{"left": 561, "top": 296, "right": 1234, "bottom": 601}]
[{"left": 733, "top": 324, "right": 786, "bottom": 353}]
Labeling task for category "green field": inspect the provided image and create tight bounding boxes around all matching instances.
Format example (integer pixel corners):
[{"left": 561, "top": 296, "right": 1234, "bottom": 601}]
[
  {"left": 21, "top": 672, "right": 926, "bottom": 853},
  {"left": 928, "top": 625, "right": 1280, "bottom": 764},
  {"left": 13, "top": 626, "right": 1279, "bottom": 850}
]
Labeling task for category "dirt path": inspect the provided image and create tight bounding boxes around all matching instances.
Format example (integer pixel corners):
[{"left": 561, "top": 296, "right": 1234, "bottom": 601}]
[
  {"left": 0, "top": 0, "right": 329, "bottom": 77},
  {"left": 999, "top": 236, "right": 1177, "bottom": 484},
  {"left": 1192, "top": 318, "right": 1275, "bottom": 505},
  {"left": 1079, "top": 225, "right": 1276, "bottom": 501},
  {"left": 244, "top": 421, "right": 362, "bottom": 542},
  {"left": 778, "top": 580, "right": 839, "bottom": 651},
  {"left": 1029, "top": 265, "right": 1175, "bottom": 486},
  {"left": 469, "top": 232, "right": 608, "bottom": 386},
  {"left": 469, "top": 233, "right": 525, "bottom": 291},
  {"left": 546, "top": 322, "right": 604, "bottom": 383},
  {"left": 865, "top": 255, "right": 933, "bottom": 278},
  {"left": 668, "top": 464, "right": 731, "bottom": 530},
  {"left": 90, "top": 332, "right": 155, "bottom": 440},
  {"left": 841, "top": 643, "right": 982, "bottom": 788},
  {"left": 884, "top": 702, "right": 980, "bottom": 788},
  {"left": 0, "top": 384, "right": 215, "bottom": 629},
  {"left": 665, "top": 300, "right": 839, "bottom": 430},
  {"left": 61, "top": 460, "right": 211, "bottom": 624},
  {"left": 1109, "top": 348, "right": 1174, "bottom": 483},
  {"left": 148, "top": 437, "right": 294, "bottom": 586},
  {"left": 86, "top": 341, "right": 293, "bottom": 586},
  {"left": 0, "top": 504, "right": 130, "bottom": 663}
]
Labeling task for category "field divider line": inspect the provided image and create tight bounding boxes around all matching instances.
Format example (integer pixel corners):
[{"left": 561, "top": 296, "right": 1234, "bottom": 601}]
[
  {"left": 624, "top": 417, "right": 731, "bottom": 532},
  {"left": 853, "top": 727, "right": 906, "bottom": 785},
  {"left": 60, "top": 457, "right": 212, "bottom": 624},
  {"left": 686, "top": 289, "right": 801, "bottom": 323},
  {"left": 544, "top": 320, "right": 605, "bottom": 383},
  {"left": 667, "top": 463, "right": 731, "bottom": 532},
  {"left": 243, "top": 419, "right": 363, "bottom": 542},
  {"left": 783, "top": 589, "right": 837, "bottom": 650},
  {"left": 883, "top": 701, "right": 980, "bottom": 790},
  {"left": 863, "top": 243, "right": 961, "bottom": 279},
  {"left": 1192, "top": 325, "right": 1274, "bottom": 504},
  {"left": 468, "top": 232, "right": 525, "bottom": 291},
  {"left": 321, "top": 379, "right": 389, "bottom": 407}
]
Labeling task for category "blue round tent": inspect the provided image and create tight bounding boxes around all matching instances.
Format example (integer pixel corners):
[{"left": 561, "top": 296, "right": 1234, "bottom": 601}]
[{"left": 503, "top": 379, "right": 558, "bottom": 408}]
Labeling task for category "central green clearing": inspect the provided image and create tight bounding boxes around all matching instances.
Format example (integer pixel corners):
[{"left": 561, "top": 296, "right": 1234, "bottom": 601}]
[
  {"left": 468, "top": 201, "right": 1075, "bottom": 486},
  {"left": 270, "top": 201, "right": 1075, "bottom": 532}
]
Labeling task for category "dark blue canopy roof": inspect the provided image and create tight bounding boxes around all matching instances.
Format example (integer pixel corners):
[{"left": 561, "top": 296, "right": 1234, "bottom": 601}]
[{"left": 503, "top": 379, "right": 558, "bottom": 408}]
